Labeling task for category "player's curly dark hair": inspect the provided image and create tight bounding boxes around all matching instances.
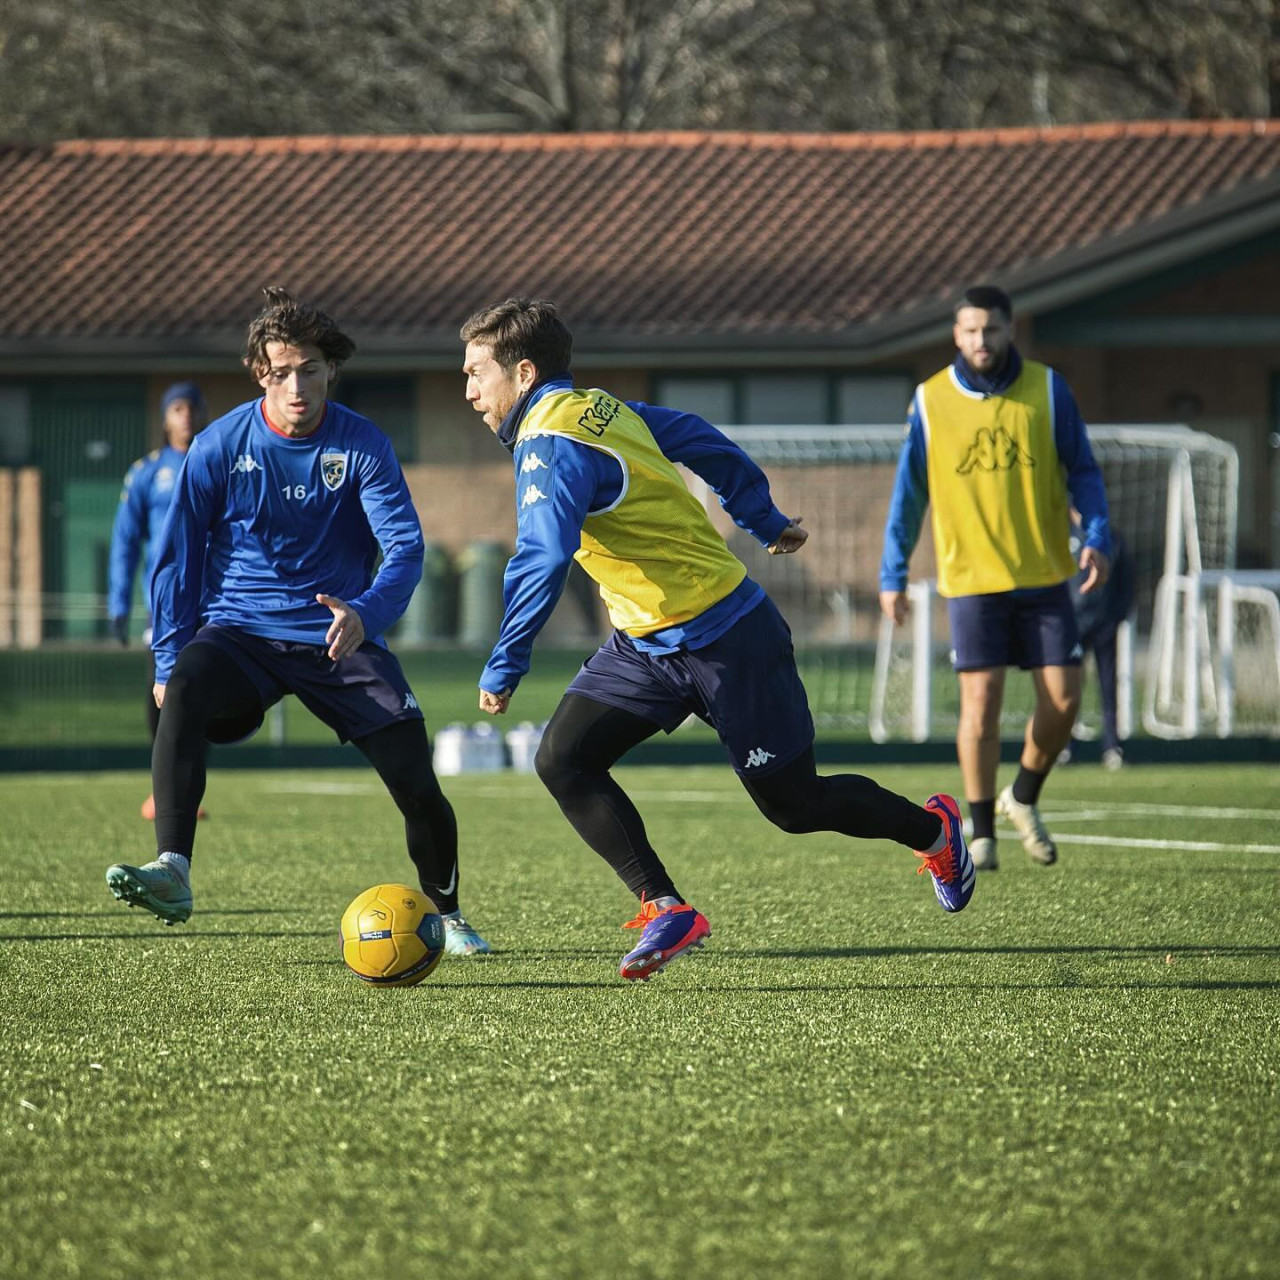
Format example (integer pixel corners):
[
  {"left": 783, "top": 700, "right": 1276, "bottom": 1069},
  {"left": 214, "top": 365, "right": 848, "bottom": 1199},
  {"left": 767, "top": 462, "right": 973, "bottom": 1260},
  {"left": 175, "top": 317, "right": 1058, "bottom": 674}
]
[
  {"left": 242, "top": 286, "right": 357, "bottom": 380},
  {"left": 955, "top": 284, "right": 1013, "bottom": 319},
  {"left": 459, "top": 297, "right": 572, "bottom": 377}
]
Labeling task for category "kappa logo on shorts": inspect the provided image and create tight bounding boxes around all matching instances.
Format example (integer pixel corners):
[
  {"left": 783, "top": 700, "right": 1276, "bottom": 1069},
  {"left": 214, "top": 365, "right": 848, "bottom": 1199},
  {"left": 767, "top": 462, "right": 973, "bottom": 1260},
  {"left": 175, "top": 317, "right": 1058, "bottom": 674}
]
[
  {"left": 744, "top": 747, "right": 777, "bottom": 769},
  {"left": 321, "top": 452, "right": 349, "bottom": 491},
  {"left": 1070, "top": 643, "right": 1084, "bottom": 660},
  {"left": 403, "top": 691, "right": 419, "bottom": 710}
]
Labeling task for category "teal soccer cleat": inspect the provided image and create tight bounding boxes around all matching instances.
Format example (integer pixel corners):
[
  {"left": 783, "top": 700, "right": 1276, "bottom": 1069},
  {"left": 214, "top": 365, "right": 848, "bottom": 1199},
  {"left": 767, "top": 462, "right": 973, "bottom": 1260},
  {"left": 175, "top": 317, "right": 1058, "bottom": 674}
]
[
  {"left": 442, "top": 912, "right": 491, "bottom": 956},
  {"left": 105, "top": 859, "right": 193, "bottom": 926}
]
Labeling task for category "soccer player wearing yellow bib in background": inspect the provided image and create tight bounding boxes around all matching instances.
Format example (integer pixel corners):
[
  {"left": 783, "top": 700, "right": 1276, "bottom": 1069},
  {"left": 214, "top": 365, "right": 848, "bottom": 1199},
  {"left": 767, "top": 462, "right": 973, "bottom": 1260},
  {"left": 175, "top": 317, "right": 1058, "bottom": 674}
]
[
  {"left": 879, "top": 285, "right": 1113, "bottom": 871},
  {"left": 462, "top": 297, "right": 975, "bottom": 983}
]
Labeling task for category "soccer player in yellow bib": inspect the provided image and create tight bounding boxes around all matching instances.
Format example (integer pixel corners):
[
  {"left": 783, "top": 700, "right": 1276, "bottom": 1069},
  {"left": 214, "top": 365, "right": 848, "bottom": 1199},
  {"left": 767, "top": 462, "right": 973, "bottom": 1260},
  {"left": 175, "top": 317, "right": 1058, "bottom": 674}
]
[
  {"left": 462, "top": 297, "right": 976, "bottom": 982},
  {"left": 879, "top": 285, "right": 1113, "bottom": 871}
]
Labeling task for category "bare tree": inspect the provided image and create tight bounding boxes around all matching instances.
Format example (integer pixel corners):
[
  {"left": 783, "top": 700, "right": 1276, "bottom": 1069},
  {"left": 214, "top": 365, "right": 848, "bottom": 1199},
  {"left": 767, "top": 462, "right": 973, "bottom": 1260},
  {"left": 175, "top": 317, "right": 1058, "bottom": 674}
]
[{"left": 0, "top": 0, "right": 1274, "bottom": 142}]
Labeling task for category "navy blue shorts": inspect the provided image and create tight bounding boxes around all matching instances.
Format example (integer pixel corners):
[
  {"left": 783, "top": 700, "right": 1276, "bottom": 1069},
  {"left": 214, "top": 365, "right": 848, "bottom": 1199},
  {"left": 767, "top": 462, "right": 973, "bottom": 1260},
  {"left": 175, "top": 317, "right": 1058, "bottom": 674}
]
[
  {"left": 191, "top": 625, "right": 424, "bottom": 744},
  {"left": 947, "top": 584, "right": 1083, "bottom": 672},
  {"left": 566, "top": 597, "right": 815, "bottom": 777}
]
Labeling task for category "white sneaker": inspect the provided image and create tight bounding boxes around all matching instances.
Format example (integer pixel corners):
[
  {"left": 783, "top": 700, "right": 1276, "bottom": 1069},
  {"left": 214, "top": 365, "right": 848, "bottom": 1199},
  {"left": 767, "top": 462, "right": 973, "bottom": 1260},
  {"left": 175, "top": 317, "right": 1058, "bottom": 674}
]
[
  {"left": 996, "top": 786, "right": 1058, "bottom": 866},
  {"left": 1102, "top": 747, "right": 1124, "bottom": 771},
  {"left": 970, "top": 836, "right": 998, "bottom": 871},
  {"left": 442, "top": 912, "right": 492, "bottom": 956}
]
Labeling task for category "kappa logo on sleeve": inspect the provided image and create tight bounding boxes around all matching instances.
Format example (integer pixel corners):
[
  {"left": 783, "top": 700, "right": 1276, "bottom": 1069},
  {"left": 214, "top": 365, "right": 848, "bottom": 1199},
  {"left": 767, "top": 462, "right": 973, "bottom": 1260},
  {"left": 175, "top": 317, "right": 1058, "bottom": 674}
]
[
  {"left": 520, "top": 452, "right": 549, "bottom": 473},
  {"left": 521, "top": 484, "right": 549, "bottom": 509}
]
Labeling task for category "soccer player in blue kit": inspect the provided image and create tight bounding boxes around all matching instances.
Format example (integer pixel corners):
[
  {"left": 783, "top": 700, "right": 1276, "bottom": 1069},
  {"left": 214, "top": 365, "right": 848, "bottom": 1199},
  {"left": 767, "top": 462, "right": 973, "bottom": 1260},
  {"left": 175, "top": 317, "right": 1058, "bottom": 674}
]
[
  {"left": 108, "top": 380, "right": 209, "bottom": 821},
  {"left": 106, "top": 288, "right": 489, "bottom": 955},
  {"left": 461, "top": 297, "right": 975, "bottom": 982}
]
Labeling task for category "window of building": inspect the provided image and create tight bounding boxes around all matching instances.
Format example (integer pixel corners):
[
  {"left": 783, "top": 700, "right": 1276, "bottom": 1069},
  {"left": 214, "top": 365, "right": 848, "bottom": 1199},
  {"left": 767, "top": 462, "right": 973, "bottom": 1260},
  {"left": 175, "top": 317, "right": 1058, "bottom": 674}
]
[
  {"left": 335, "top": 376, "right": 418, "bottom": 462},
  {"left": 652, "top": 372, "right": 913, "bottom": 426}
]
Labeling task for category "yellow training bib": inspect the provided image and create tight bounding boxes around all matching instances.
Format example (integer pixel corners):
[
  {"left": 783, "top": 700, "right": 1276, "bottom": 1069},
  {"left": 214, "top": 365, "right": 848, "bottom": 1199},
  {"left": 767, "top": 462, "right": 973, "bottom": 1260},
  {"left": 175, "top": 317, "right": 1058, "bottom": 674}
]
[
  {"left": 518, "top": 389, "right": 746, "bottom": 634},
  {"left": 918, "top": 361, "right": 1076, "bottom": 597}
]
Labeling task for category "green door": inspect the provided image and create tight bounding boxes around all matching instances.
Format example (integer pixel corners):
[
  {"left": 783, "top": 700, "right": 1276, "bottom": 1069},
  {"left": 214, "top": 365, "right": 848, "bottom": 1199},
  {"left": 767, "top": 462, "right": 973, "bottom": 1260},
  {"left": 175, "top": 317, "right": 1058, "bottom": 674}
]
[
  {"left": 63, "top": 479, "right": 145, "bottom": 640},
  {"left": 26, "top": 379, "right": 148, "bottom": 640}
]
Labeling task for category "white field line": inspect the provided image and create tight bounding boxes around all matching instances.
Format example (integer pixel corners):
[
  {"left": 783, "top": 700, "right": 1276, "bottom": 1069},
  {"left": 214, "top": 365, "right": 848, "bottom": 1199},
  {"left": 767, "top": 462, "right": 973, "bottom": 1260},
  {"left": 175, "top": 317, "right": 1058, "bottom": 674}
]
[
  {"left": 1051, "top": 833, "right": 1280, "bottom": 854},
  {"left": 1042, "top": 804, "right": 1280, "bottom": 821},
  {"left": 265, "top": 780, "right": 1278, "bottom": 821},
  {"left": 264, "top": 782, "right": 1280, "bottom": 850},
  {"left": 265, "top": 780, "right": 736, "bottom": 802}
]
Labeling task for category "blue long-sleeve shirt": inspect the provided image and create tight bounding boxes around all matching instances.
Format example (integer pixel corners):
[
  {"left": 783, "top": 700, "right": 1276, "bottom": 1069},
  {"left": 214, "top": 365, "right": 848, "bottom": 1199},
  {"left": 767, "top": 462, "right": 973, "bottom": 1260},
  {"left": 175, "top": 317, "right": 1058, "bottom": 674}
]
[
  {"left": 149, "top": 399, "right": 424, "bottom": 683},
  {"left": 107, "top": 445, "right": 188, "bottom": 620},
  {"left": 879, "top": 356, "right": 1111, "bottom": 592},
  {"left": 480, "top": 382, "right": 791, "bottom": 695}
]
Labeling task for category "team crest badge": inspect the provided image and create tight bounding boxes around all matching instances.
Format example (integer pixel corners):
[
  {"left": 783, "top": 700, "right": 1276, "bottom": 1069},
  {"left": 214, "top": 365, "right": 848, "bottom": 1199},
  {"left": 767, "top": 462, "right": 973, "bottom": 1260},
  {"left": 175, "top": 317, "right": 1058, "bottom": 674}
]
[{"left": 321, "top": 451, "right": 349, "bottom": 491}]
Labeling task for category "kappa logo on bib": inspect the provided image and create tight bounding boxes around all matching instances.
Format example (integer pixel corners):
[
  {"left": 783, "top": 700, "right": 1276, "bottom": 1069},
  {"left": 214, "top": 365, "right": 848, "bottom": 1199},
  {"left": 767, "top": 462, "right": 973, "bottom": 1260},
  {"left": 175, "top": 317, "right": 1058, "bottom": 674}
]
[{"left": 321, "top": 451, "right": 349, "bottom": 491}]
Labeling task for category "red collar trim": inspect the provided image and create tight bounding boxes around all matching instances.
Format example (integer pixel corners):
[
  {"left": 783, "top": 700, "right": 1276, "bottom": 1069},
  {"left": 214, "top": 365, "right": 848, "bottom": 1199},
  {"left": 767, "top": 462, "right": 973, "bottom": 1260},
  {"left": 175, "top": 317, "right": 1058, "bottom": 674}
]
[{"left": 261, "top": 400, "right": 327, "bottom": 439}]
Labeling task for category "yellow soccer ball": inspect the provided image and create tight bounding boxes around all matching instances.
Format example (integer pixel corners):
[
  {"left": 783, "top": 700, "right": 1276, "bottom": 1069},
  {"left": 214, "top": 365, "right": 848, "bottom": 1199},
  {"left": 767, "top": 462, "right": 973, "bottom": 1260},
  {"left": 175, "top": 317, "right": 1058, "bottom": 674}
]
[{"left": 340, "top": 884, "right": 445, "bottom": 987}]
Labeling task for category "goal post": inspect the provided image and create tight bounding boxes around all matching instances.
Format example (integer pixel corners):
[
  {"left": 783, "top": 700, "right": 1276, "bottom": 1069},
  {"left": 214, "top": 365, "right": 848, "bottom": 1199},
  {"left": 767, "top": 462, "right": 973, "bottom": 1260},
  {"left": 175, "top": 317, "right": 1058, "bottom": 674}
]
[{"left": 709, "top": 423, "right": 1243, "bottom": 739}]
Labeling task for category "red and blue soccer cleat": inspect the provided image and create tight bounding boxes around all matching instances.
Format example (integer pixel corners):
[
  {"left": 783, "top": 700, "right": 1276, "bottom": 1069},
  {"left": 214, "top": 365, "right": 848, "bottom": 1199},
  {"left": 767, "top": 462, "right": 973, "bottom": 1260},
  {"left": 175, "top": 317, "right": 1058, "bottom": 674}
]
[
  {"left": 915, "top": 794, "right": 976, "bottom": 913},
  {"left": 619, "top": 896, "right": 711, "bottom": 981}
]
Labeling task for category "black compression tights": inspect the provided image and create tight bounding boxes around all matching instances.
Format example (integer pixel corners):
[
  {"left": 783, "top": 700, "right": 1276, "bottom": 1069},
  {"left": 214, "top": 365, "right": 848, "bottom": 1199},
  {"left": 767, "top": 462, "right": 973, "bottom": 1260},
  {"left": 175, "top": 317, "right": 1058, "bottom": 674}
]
[
  {"left": 153, "top": 644, "right": 460, "bottom": 912},
  {"left": 152, "top": 642, "right": 262, "bottom": 858},
  {"left": 354, "top": 720, "right": 460, "bottom": 915},
  {"left": 534, "top": 695, "right": 943, "bottom": 902}
]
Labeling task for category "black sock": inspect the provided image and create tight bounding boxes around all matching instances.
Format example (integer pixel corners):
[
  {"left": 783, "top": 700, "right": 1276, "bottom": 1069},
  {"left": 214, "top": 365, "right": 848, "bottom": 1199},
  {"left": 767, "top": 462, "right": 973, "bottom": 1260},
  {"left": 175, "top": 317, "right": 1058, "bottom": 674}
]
[
  {"left": 1012, "top": 766, "right": 1048, "bottom": 806},
  {"left": 969, "top": 798, "right": 995, "bottom": 841}
]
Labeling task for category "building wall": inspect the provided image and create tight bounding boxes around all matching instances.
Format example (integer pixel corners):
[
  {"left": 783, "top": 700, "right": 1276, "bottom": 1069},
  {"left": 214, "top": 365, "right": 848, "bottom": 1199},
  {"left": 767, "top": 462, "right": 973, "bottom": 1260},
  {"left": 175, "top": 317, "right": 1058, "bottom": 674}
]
[{"left": 1030, "top": 342, "right": 1276, "bottom": 566}]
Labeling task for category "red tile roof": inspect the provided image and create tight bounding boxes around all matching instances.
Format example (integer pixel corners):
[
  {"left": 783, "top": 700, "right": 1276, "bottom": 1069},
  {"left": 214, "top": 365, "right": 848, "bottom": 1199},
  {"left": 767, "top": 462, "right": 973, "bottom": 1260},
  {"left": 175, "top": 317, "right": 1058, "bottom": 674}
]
[{"left": 3, "top": 121, "right": 1280, "bottom": 357}]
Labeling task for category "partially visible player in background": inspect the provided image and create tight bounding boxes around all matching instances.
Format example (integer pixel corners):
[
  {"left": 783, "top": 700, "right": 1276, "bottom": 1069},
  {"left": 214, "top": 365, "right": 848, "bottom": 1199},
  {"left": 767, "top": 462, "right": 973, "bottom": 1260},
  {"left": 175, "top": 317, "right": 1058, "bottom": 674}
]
[
  {"left": 105, "top": 287, "right": 489, "bottom": 956},
  {"left": 879, "top": 284, "right": 1112, "bottom": 872},
  {"left": 461, "top": 297, "right": 974, "bottom": 983},
  {"left": 1064, "top": 515, "right": 1134, "bottom": 770},
  {"left": 108, "top": 381, "right": 209, "bottom": 821}
]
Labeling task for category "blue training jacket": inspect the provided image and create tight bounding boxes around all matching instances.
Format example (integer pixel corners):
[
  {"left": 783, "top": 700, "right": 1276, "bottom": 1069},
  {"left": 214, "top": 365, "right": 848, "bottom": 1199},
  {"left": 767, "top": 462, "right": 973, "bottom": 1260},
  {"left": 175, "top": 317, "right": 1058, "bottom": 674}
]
[
  {"left": 479, "top": 380, "right": 792, "bottom": 695},
  {"left": 107, "top": 445, "right": 189, "bottom": 620},
  {"left": 149, "top": 399, "right": 424, "bottom": 683},
  {"left": 879, "top": 354, "right": 1111, "bottom": 592}
]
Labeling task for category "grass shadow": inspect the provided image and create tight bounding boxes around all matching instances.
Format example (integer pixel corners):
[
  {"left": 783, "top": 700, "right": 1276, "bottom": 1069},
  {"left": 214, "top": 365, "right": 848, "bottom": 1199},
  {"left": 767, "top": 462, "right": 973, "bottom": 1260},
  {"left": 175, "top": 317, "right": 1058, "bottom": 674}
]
[
  {"left": 2, "top": 929, "right": 334, "bottom": 942},
  {"left": 721, "top": 943, "right": 1280, "bottom": 960},
  {"left": 0, "top": 908, "right": 276, "bottom": 920}
]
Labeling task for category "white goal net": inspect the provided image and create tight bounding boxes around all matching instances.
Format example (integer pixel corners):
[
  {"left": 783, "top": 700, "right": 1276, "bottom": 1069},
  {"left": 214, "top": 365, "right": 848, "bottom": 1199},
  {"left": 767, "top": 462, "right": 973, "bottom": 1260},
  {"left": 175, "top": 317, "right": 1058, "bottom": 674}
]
[{"left": 706, "top": 424, "right": 1248, "bottom": 738}]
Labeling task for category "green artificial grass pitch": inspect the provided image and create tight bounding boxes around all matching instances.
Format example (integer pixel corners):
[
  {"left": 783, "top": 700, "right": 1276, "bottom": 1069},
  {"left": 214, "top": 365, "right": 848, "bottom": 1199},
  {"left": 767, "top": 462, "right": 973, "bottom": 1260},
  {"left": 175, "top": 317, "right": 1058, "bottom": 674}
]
[{"left": 2, "top": 763, "right": 1278, "bottom": 1279}]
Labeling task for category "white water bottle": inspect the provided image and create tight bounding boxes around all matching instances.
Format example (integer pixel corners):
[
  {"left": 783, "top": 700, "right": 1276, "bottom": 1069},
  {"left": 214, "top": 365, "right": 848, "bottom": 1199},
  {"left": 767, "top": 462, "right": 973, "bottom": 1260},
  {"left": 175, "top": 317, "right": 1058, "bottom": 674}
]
[
  {"left": 466, "top": 721, "right": 508, "bottom": 772},
  {"left": 433, "top": 723, "right": 470, "bottom": 776},
  {"left": 505, "top": 721, "right": 544, "bottom": 773}
]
